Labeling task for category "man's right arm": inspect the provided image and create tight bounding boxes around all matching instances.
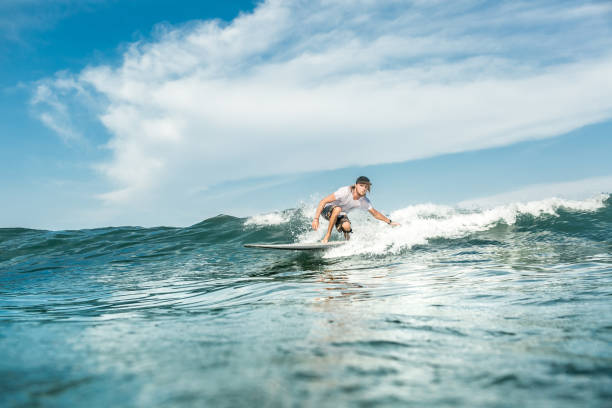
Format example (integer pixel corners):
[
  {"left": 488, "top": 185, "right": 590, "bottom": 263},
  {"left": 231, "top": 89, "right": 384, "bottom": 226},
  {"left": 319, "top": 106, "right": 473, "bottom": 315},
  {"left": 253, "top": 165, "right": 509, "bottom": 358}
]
[{"left": 312, "top": 193, "right": 336, "bottom": 230}]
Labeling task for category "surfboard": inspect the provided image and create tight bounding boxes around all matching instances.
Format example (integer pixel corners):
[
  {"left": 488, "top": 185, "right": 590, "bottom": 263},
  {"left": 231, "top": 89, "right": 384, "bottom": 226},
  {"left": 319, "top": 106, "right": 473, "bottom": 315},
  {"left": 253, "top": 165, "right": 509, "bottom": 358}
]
[{"left": 244, "top": 241, "right": 346, "bottom": 250}]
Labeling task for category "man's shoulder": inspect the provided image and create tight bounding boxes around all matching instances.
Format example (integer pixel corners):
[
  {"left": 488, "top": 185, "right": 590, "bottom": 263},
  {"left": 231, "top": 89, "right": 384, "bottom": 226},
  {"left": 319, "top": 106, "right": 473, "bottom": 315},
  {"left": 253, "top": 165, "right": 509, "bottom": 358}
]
[{"left": 335, "top": 185, "right": 351, "bottom": 195}]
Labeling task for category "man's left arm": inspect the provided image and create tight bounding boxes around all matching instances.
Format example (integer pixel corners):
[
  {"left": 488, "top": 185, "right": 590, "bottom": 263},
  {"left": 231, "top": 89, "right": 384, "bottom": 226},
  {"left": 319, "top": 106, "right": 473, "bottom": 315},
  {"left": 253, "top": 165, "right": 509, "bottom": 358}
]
[{"left": 368, "top": 208, "right": 400, "bottom": 226}]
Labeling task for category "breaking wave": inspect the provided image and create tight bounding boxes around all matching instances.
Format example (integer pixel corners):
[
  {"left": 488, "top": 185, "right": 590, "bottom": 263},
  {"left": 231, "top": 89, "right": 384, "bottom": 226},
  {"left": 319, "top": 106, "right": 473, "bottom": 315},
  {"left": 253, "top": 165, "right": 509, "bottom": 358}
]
[
  {"left": 1, "top": 194, "right": 609, "bottom": 272},
  {"left": 246, "top": 194, "right": 610, "bottom": 257}
]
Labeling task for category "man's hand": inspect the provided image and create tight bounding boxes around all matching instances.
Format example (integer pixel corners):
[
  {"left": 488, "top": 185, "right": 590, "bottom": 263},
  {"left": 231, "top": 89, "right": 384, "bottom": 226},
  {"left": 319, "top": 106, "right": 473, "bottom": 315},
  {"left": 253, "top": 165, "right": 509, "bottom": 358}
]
[
  {"left": 312, "top": 218, "right": 319, "bottom": 230},
  {"left": 389, "top": 221, "right": 401, "bottom": 227}
]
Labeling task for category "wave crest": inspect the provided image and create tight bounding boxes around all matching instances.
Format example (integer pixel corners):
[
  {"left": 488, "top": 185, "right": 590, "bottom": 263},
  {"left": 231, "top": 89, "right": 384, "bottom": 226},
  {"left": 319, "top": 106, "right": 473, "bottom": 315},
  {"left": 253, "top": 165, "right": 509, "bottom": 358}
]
[
  {"left": 316, "top": 194, "right": 609, "bottom": 257},
  {"left": 244, "top": 212, "right": 290, "bottom": 226}
]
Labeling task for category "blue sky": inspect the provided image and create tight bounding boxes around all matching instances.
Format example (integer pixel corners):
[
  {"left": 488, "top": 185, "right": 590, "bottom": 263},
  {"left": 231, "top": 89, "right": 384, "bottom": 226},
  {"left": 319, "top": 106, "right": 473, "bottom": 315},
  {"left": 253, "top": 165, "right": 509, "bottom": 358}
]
[{"left": 1, "top": 0, "right": 611, "bottom": 229}]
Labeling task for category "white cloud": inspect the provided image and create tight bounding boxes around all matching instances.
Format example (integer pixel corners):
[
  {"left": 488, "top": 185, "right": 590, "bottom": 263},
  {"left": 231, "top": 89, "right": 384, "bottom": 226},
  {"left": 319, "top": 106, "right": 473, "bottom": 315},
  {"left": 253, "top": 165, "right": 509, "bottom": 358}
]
[
  {"left": 30, "top": 72, "right": 97, "bottom": 144},
  {"left": 31, "top": 81, "right": 83, "bottom": 143},
  {"left": 458, "top": 175, "right": 612, "bottom": 207},
  {"left": 33, "top": 0, "right": 612, "bottom": 209},
  {"left": 0, "top": 0, "right": 107, "bottom": 42}
]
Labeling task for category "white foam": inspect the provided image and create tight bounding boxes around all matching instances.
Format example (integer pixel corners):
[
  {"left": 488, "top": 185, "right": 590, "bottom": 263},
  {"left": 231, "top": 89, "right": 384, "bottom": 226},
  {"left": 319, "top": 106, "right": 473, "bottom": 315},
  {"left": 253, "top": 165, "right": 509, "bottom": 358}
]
[
  {"left": 244, "top": 212, "right": 290, "bottom": 226},
  {"left": 311, "top": 194, "right": 609, "bottom": 258}
]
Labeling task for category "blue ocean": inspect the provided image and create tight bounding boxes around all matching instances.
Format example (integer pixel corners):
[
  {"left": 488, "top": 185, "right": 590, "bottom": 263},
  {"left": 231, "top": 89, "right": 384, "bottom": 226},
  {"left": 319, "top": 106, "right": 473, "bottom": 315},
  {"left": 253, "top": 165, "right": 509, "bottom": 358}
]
[{"left": 1, "top": 195, "right": 611, "bottom": 407}]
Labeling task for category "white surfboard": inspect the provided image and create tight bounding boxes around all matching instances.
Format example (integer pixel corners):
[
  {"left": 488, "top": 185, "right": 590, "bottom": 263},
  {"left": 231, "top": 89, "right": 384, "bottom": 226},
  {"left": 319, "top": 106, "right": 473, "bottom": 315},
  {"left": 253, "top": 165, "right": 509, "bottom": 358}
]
[{"left": 244, "top": 241, "right": 346, "bottom": 250}]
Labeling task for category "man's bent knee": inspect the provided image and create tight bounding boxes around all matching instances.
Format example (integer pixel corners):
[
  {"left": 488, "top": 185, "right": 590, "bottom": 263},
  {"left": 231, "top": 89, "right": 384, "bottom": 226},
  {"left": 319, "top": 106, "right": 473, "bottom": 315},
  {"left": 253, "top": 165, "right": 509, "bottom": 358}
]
[{"left": 342, "top": 221, "right": 351, "bottom": 232}]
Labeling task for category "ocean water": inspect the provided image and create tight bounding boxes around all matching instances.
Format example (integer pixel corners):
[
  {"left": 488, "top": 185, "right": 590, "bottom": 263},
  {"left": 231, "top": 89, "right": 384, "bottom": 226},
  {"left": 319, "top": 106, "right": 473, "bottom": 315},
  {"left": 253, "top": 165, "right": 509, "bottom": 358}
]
[{"left": 1, "top": 195, "right": 611, "bottom": 407}]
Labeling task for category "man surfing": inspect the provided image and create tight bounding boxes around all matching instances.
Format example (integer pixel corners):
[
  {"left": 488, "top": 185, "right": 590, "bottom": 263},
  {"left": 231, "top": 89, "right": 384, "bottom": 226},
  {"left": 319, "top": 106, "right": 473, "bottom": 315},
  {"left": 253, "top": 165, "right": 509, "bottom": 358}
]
[{"left": 312, "top": 176, "right": 400, "bottom": 243}]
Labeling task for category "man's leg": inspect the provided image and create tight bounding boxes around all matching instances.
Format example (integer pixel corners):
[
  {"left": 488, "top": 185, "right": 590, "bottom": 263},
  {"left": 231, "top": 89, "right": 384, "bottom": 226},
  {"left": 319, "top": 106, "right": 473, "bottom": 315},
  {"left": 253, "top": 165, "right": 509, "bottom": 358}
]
[
  {"left": 341, "top": 220, "right": 352, "bottom": 240},
  {"left": 322, "top": 206, "right": 342, "bottom": 243}
]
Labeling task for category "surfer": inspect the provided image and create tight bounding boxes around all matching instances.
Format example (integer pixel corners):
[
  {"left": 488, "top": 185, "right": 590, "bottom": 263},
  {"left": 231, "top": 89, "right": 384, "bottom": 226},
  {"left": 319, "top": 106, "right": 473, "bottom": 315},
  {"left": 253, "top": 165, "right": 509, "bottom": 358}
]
[{"left": 312, "top": 176, "right": 400, "bottom": 243}]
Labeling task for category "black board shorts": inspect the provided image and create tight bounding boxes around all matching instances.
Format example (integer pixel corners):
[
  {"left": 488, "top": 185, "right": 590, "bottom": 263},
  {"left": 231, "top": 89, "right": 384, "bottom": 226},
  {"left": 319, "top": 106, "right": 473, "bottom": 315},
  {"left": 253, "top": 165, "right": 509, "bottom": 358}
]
[{"left": 322, "top": 205, "right": 351, "bottom": 231}]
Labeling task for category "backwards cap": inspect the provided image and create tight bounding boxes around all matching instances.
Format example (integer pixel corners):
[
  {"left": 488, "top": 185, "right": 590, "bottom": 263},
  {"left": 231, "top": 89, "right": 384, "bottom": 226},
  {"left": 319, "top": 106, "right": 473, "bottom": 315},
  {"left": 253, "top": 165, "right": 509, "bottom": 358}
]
[{"left": 355, "top": 176, "right": 371, "bottom": 185}]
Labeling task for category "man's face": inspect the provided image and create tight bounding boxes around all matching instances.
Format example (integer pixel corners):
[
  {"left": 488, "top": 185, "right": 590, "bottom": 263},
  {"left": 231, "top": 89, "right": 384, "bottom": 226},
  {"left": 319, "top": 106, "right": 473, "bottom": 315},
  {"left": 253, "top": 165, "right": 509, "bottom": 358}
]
[{"left": 355, "top": 183, "right": 369, "bottom": 195}]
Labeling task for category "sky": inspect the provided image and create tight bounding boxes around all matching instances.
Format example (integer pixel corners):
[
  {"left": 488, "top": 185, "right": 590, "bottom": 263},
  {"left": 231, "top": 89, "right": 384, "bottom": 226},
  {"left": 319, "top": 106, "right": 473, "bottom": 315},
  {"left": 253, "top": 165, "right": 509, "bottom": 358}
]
[{"left": 1, "top": 0, "right": 611, "bottom": 230}]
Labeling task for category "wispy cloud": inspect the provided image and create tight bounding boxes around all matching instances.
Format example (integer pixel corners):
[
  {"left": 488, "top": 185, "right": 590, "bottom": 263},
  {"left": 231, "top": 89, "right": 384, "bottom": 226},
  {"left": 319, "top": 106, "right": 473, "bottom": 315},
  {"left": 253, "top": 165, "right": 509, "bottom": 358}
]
[
  {"left": 30, "top": 72, "right": 97, "bottom": 144},
  {"left": 33, "top": 0, "right": 612, "bottom": 207},
  {"left": 459, "top": 175, "right": 612, "bottom": 207},
  {"left": 0, "top": 0, "right": 107, "bottom": 42}
]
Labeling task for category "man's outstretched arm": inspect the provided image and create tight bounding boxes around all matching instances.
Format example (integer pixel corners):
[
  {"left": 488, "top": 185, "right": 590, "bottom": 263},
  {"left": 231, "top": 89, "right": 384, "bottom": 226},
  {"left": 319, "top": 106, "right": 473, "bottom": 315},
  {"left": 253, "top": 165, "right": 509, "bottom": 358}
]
[
  {"left": 368, "top": 208, "right": 400, "bottom": 226},
  {"left": 312, "top": 193, "right": 336, "bottom": 230}
]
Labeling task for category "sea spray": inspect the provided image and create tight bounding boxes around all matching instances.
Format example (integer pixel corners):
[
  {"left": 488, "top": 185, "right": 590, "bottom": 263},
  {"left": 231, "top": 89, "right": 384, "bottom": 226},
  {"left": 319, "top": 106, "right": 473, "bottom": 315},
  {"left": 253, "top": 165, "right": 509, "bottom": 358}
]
[{"left": 243, "top": 194, "right": 609, "bottom": 257}]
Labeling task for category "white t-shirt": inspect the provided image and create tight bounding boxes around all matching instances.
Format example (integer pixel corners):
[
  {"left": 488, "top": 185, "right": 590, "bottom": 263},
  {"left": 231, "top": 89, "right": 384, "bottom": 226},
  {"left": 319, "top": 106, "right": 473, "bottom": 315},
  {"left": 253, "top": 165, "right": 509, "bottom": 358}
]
[{"left": 329, "top": 186, "right": 372, "bottom": 213}]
